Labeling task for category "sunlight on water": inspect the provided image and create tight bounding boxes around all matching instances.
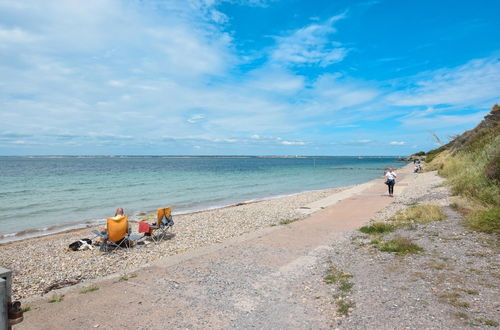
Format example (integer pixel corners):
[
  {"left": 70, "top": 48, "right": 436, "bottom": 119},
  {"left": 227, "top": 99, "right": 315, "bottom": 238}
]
[{"left": 0, "top": 156, "right": 403, "bottom": 239}]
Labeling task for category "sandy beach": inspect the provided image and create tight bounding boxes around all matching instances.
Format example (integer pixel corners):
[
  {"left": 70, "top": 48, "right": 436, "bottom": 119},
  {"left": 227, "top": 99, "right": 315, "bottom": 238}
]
[{"left": 0, "top": 183, "right": 354, "bottom": 300}]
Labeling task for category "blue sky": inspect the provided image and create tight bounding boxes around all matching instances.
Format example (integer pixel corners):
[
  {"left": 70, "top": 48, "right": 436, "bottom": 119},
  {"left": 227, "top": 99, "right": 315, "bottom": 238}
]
[{"left": 0, "top": 0, "right": 499, "bottom": 156}]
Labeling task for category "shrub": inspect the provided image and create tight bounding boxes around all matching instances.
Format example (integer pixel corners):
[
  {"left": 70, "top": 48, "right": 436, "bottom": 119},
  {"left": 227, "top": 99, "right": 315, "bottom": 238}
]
[
  {"left": 390, "top": 204, "right": 446, "bottom": 225},
  {"left": 429, "top": 133, "right": 499, "bottom": 235},
  {"left": 466, "top": 207, "right": 500, "bottom": 235},
  {"left": 359, "top": 222, "right": 394, "bottom": 234},
  {"left": 379, "top": 236, "right": 423, "bottom": 255}
]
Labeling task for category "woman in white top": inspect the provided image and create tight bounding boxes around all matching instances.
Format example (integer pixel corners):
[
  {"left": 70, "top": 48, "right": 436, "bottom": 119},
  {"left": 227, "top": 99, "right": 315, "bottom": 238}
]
[{"left": 385, "top": 168, "right": 397, "bottom": 197}]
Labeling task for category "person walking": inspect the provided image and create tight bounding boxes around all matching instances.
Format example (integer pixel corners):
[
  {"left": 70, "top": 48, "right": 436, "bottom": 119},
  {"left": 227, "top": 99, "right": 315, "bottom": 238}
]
[{"left": 385, "top": 168, "right": 397, "bottom": 197}]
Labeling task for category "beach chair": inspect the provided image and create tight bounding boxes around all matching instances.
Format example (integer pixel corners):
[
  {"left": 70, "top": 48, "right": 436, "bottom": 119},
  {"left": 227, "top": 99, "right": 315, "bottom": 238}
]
[
  {"left": 148, "top": 207, "right": 174, "bottom": 243},
  {"left": 92, "top": 216, "right": 143, "bottom": 252}
]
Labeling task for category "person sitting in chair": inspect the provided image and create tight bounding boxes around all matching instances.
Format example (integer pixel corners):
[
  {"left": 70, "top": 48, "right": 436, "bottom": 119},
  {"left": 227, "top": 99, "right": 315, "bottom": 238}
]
[{"left": 98, "top": 208, "right": 130, "bottom": 246}]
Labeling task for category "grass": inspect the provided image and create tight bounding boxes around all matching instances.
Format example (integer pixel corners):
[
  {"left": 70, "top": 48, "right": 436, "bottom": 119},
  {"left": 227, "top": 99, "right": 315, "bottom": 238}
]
[
  {"left": 22, "top": 306, "right": 31, "bottom": 312},
  {"left": 438, "top": 291, "right": 470, "bottom": 309},
  {"left": 337, "top": 299, "right": 354, "bottom": 316},
  {"left": 323, "top": 265, "right": 353, "bottom": 284},
  {"left": 79, "top": 285, "right": 99, "bottom": 294},
  {"left": 324, "top": 265, "right": 355, "bottom": 317},
  {"left": 48, "top": 294, "right": 64, "bottom": 303},
  {"left": 279, "top": 218, "right": 299, "bottom": 225},
  {"left": 460, "top": 288, "right": 479, "bottom": 295},
  {"left": 467, "top": 207, "right": 500, "bottom": 235},
  {"left": 475, "top": 318, "right": 499, "bottom": 327},
  {"left": 378, "top": 236, "right": 423, "bottom": 255},
  {"left": 338, "top": 281, "right": 353, "bottom": 292},
  {"left": 454, "top": 311, "right": 469, "bottom": 320},
  {"left": 359, "top": 222, "right": 394, "bottom": 234},
  {"left": 389, "top": 204, "right": 446, "bottom": 226},
  {"left": 451, "top": 300, "right": 470, "bottom": 308},
  {"left": 118, "top": 274, "right": 137, "bottom": 282},
  {"left": 425, "top": 120, "right": 500, "bottom": 236}
]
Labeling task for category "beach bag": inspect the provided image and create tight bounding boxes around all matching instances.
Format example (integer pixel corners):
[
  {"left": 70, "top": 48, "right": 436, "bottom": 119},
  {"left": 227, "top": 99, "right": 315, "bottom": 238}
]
[{"left": 138, "top": 221, "right": 150, "bottom": 233}]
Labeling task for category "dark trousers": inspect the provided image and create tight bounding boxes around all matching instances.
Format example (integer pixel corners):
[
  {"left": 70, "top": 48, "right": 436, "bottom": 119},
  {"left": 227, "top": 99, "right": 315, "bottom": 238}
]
[{"left": 388, "top": 181, "right": 395, "bottom": 195}]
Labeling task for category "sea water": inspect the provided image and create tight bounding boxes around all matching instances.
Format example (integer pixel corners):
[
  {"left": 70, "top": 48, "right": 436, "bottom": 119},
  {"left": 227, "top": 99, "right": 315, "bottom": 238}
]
[{"left": 0, "top": 156, "right": 404, "bottom": 242}]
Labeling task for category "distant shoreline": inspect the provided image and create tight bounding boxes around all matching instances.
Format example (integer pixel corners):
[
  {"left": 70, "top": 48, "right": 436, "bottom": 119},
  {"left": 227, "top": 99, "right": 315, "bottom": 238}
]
[{"left": 0, "top": 155, "right": 407, "bottom": 158}]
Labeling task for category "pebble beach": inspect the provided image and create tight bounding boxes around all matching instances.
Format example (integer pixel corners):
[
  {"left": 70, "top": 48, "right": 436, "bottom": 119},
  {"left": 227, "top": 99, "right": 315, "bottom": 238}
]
[{"left": 0, "top": 185, "right": 349, "bottom": 300}]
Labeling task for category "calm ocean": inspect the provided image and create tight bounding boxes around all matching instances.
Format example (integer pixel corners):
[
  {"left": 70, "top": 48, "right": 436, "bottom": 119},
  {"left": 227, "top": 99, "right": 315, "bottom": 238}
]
[{"left": 0, "top": 156, "right": 403, "bottom": 242}]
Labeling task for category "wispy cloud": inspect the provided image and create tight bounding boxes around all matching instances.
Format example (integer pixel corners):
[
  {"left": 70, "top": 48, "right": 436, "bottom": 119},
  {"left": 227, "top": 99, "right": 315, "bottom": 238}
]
[
  {"left": 400, "top": 112, "right": 487, "bottom": 130},
  {"left": 187, "top": 114, "right": 206, "bottom": 123},
  {"left": 270, "top": 13, "right": 348, "bottom": 67},
  {"left": 388, "top": 57, "right": 500, "bottom": 107},
  {"left": 281, "top": 140, "right": 307, "bottom": 145},
  {"left": 389, "top": 141, "right": 405, "bottom": 145}
]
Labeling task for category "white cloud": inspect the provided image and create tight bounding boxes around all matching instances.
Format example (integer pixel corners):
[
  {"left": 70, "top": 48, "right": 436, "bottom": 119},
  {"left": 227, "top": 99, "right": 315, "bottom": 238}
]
[
  {"left": 282, "top": 140, "right": 306, "bottom": 145},
  {"left": 187, "top": 114, "right": 206, "bottom": 123},
  {"left": 389, "top": 141, "right": 405, "bottom": 145},
  {"left": 388, "top": 57, "right": 500, "bottom": 107},
  {"left": 250, "top": 134, "right": 260, "bottom": 140},
  {"left": 270, "top": 13, "right": 348, "bottom": 67},
  {"left": 335, "top": 124, "right": 359, "bottom": 128},
  {"left": 400, "top": 112, "right": 487, "bottom": 130},
  {"left": 246, "top": 68, "right": 305, "bottom": 93},
  {"left": 0, "top": 27, "right": 37, "bottom": 43}
]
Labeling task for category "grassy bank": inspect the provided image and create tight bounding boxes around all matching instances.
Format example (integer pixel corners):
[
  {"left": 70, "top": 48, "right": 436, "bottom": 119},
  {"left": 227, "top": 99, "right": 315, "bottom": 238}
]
[{"left": 425, "top": 105, "right": 499, "bottom": 235}]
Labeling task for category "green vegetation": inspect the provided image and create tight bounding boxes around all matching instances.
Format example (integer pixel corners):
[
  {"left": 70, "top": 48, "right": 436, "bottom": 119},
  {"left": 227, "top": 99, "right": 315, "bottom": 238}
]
[
  {"left": 378, "top": 236, "right": 423, "bottom": 255},
  {"left": 22, "top": 306, "right": 31, "bottom": 312},
  {"left": 359, "top": 222, "right": 394, "bottom": 234},
  {"left": 425, "top": 104, "right": 500, "bottom": 235},
  {"left": 467, "top": 207, "right": 500, "bottom": 235},
  {"left": 48, "top": 294, "right": 64, "bottom": 303},
  {"left": 454, "top": 311, "right": 469, "bottom": 320},
  {"left": 438, "top": 291, "right": 470, "bottom": 309},
  {"left": 337, "top": 299, "right": 354, "bottom": 316},
  {"left": 324, "top": 265, "right": 354, "bottom": 316},
  {"left": 324, "top": 265, "right": 353, "bottom": 285},
  {"left": 359, "top": 205, "right": 445, "bottom": 237},
  {"left": 338, "top": 281, "right": 354, "bottom": 292},
  {"left": 451, "top": 300, "right": 470, "bottom": 308},
  {"left": 280, "top": 218, "right": 300, "bottom": 225},
  {"left": 389, "top": 204, "right": 446, "bottom": 226},
  {"left": 79, "top": 285, "right": 99, "bottom": 294},
  {"left": 460, "top": 288, "right": 479, "bottom": 295},
  {"left": 475, "top": 318, "right": 499, "bottom": 327},
  {"left": 118, "top": 274, "right": 137, "bottom": 282}
]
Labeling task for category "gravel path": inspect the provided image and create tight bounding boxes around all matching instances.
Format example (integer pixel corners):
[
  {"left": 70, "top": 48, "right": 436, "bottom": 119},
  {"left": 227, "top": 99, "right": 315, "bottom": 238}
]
[{"left": 305, "top": 171, "right": 500, "bottom": 329}]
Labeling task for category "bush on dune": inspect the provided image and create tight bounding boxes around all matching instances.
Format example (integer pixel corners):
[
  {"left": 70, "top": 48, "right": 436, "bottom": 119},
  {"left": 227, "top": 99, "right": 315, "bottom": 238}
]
[{"left": 426, "top": 104, "right": 500, "bottom": 235}]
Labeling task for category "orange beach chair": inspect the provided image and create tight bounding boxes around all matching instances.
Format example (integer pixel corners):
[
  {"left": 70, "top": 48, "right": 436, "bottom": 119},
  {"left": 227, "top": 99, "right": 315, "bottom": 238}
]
[
  {"left": 148, "top": 207, "right": 174, "bottom": 243},
  {"left": 93, "top": 215, "right": 142, "bottom": 252}
]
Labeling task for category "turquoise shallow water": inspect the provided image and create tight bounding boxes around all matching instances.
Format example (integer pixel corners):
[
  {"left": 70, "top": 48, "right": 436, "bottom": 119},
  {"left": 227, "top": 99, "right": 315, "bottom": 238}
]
[{"left": 0, "top": 156, "right": 404, "bottom": 241}]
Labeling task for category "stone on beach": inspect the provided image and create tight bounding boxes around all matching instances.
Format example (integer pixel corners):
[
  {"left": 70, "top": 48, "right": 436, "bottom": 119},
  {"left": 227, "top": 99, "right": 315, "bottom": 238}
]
[{"left": 0, "top": 186, "right": 347, "bottom": 300}]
